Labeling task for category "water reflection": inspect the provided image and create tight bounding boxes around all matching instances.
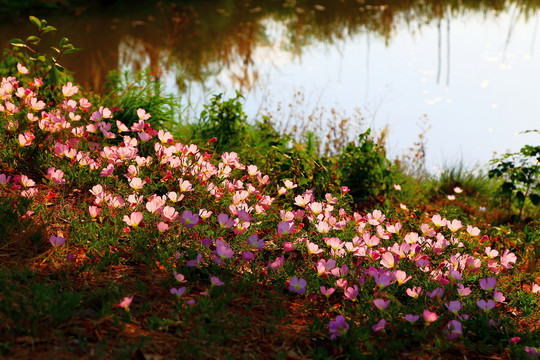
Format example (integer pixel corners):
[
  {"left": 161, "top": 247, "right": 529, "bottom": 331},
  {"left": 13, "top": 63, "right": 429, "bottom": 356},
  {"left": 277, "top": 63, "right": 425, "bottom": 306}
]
[{"left": 1, "top": 0, "right": 539, "bottom": 168}]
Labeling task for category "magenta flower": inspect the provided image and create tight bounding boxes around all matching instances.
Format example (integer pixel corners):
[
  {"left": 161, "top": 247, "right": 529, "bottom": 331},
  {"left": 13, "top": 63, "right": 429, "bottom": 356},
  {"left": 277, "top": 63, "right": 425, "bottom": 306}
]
[
  {"left": 320, "top": 286, "right": 335, "bottom": 297},
  {"left": 242, "top": 251, "right": 255, "bottom": 261},
  {"left": 328, "top": 315, "right": 349, "bottom": 339},
  {"left": 288, "top": 276, "right": 307, "bottom": 294},
  {"left": 117, "top": 296, "right": 133, "bottom": 311},
  {"left": 372, "top": 318, "right": 386, "bottom": 332},
  {"left": 477, "top": 299, "right": 496, "bottom": 311},
  {"left": 343, "top": 285, "right": 359, "bottom": 301},
  {"left": 46, "top": 167, "right": 66, "bottom": 185},
  {"left": 268, "top": 256, "right": 284, "bottom": 270},
  {"left": 423, "top": 310, "right": 439, "bottom": 323}
]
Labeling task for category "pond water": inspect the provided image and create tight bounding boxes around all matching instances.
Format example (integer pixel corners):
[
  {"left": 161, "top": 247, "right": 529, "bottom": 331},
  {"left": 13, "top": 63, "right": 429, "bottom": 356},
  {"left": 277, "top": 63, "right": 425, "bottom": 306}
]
[{"left": 2, "top": 0, "right": 539, "bottom": 172}]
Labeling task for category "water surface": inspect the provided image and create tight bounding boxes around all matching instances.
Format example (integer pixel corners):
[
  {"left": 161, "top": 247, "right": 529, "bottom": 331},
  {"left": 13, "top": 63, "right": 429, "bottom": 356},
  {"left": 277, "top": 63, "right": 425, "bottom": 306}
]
[{"left": 2, "top": 0, "right": 539, "bottom": 171}]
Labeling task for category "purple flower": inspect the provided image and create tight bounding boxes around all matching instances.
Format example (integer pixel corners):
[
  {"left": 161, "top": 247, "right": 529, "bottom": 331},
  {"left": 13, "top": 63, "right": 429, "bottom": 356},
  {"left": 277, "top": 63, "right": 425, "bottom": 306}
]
[
  {"left": 372, "top": 318, "right": 386, "bottom": 332},
  {"left": 49, "top": 235, "right": 65, "bottom": 247},
  {"left": 477, "top": 299, "right": 496, "bottom": 311},
  {"left": 328, "top": 315, "right": 349, "bottom": 339},
  {"left": 404, "top": 314, "right": 420, "bottom": 323},
  {"left": 446, "top": 320, "right": 463, "bottom": 340},
  {"left": 288, "top": 276, "right": 307, "bottom": 294},
  {"left": 170, "top": 287, "right": 186, "bottom": 296},
  {"left": 179, "top": 210, "right": 199, "bottom": 228}
]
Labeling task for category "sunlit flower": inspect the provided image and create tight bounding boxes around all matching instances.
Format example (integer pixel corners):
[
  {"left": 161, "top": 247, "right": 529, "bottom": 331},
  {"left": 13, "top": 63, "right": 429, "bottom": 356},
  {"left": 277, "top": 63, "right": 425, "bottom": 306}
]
[
  {"left": 423, "top": 310, "right": 438, "bottom": 323},
  {"left": 117, "top": 296, "right": 133, "bottom": 311}
]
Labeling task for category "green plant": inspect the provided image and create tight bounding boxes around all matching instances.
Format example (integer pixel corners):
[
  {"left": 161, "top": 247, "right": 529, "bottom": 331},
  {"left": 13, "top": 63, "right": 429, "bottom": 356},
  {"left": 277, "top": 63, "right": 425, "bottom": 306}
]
[
  {"left": 102, "top": 69, "right": 181, "bottom": 134},
  {"left": 4, "top": 16, "right": 79, "bottom": 103},
  {"left": 489, "top": 132, "right": 540, "bottom": 219},
  {"left": 338, "top": 128, "right": 395, "bottom": 206}
]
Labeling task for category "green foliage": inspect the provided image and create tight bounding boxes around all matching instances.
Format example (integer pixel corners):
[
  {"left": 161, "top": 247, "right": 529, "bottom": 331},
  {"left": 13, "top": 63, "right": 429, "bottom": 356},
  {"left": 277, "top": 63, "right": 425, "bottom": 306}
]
[
  {"left": 489, "top": 133, "right": 540, "bottom": 218},
  {"left": 193, "top": 91, "right": 248, "bottom": 153},
  {"left": 338, "top": 129, "right": 395, "bottom": 205},
  {"left": 102, "top": 69, "right": 182, "bottom": 134},
  {"left": 1, "top": 16, "right": 79, "bottom": 104}
]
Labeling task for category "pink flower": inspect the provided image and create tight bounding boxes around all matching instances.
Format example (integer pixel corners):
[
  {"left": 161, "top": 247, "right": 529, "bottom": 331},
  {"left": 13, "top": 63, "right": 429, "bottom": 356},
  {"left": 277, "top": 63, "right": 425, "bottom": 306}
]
[
  {"left": 117, "top": 296, "right": 133, "bottom": 311},
  {"left": 406, "top": 286, "right": 423, "bottom": 299},
  {"left": 328, "top": 315, "right": 349, "bottom": 339},
  {"left": 62, "top": 82, "right": 79, "bottom": 97},
  {"left": 447, "top": 219, "right": 462, "bottom": 232},
  {"left": 500, "top": 249, "right": 517, "bottom": 269},
  {"left": 268, "top": 256, "right": 284, "bottom": 270},
  {"left": 242, "top": 251, "right": 254, "bottom": 261},
  {"left": 532, "top": 283, "right": 540, "bottom": 294},
  {"left": 457, "top": 283, "right": 471, "bottom": 297},
  {"left": 394, "top": 270, "right": 411, "bottom": 285},
  {"left": 18, "top": 131, "right": 35, "bottom": 147},
  {"left": 123, "top": 212, "right": 143, "bottom": 227},
  {"left": 343, "top": 285, "right": 359, "bottom": 301},
  {"left": 17, "top": 62, "right": 29, "bottom": 74},
  {"left": 88, "top": 206, "right": 100, "bottom": 218},
  {"left": 320, "top": 286, "right": 335, "bottom": 297},
  {"left": 423, "top": 310, "right": 438, "bottom": 323},
  {"left": 288, "top": 276, "right": 307, "bottom": 294},
  {"left": 380, "top": 251, "right": 395, "bottom": 269},
  {"left": 49, "top": 235, "right": 65, "bottom": 247},
  {"left": 510, "top": 337, "right": 521, "bottom": 344},
  {"left": 372, "top": 318, "right": 386, "bottom": 332}
]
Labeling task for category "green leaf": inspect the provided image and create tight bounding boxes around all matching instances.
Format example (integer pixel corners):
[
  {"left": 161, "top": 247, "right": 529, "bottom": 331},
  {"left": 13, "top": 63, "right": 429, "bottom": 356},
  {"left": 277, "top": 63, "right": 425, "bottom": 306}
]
[
  {"left": 516, "top": 191, "right": 525, "bottom": 203},
  {"left": 59, "top": 37, "right": 69, "bottom": 47},
  {"left": 29, "top": 16, "right": 41, "bottom": 30},
  {"left": 42, "top": 26, "right": 57, "bottom": 35},
  {"left": 51, "top": 47, "right": 61, "bottom": 54},
  {"left": 501, "top": 182, "right": 516, "bottom": 193},
  {"left": 9, "top": 38, "right": 26, "bottom": 47},
  {"left": 63, "top": 48, "right": 81, "bottom": 55},
  {"left": 529, "top": 193, "right": 540, "bottom": 206},
  {"left": 26, "top": 35, "right": 40, "bottom": 44}
]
